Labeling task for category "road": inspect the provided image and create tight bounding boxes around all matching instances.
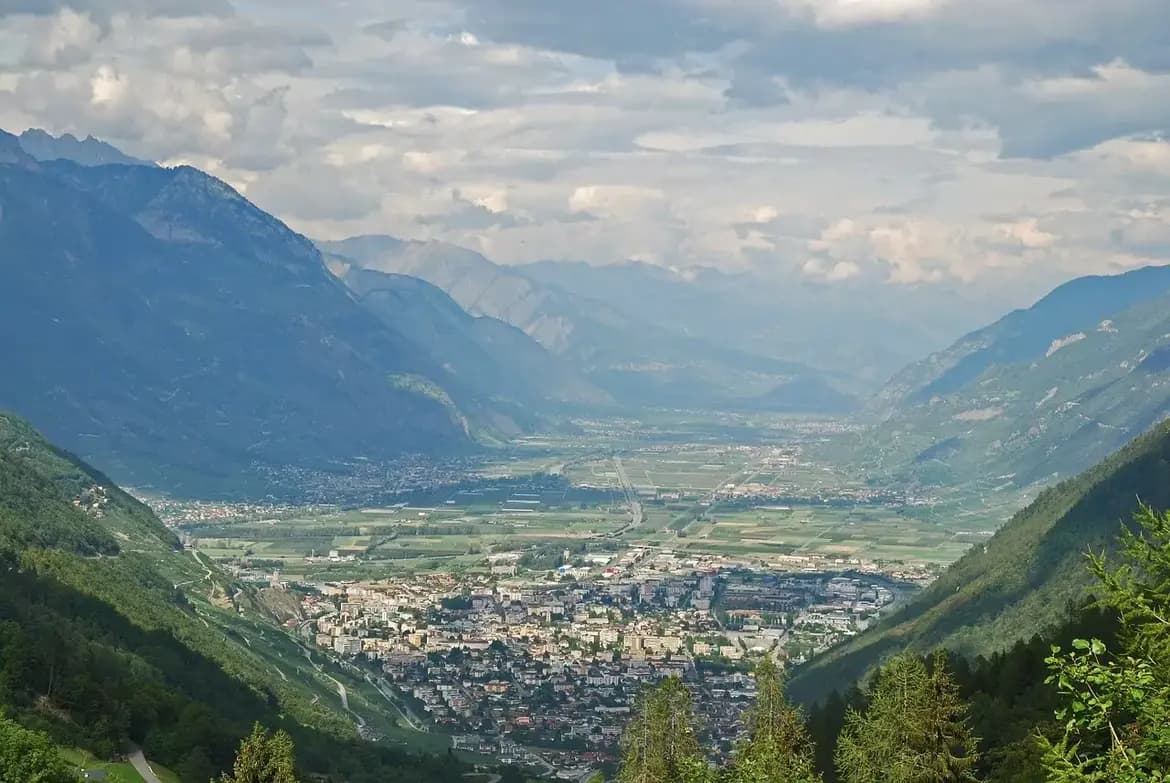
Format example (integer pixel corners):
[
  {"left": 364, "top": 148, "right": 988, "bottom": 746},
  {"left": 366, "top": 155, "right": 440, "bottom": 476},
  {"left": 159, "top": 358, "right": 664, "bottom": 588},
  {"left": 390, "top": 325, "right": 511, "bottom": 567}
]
[
  {"left": 128, "top": 749, "right": 162, "bottom": 783},
  {"left": 174, "top": 549, "right": 214, "bottom": 590},
  {"left": 366, "top": 672, "right": 429, "bottom": 732},
  {"left": 188, "top": 549, "right": 215, "bottom": 599},
  {"left": 298, "top": 644, "right": 370, "bottom": 735},
  {"left": 610, "top": 455, "right": 644, "bottom": 537}
]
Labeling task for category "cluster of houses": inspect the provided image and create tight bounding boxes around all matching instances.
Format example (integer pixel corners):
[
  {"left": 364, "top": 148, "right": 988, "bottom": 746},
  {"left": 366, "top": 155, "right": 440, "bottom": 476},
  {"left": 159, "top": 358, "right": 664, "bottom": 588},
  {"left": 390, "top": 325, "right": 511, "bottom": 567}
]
[{"left": 297, "top": 553, "right": 902, "bottom": 776}]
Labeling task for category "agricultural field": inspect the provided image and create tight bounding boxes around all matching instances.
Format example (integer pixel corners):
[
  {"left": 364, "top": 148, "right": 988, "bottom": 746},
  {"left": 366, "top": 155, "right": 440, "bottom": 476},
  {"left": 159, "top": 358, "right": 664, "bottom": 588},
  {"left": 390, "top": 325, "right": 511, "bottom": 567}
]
[
  {"left": 172, "top": 417, "right": 1024, "bottom": 580},
  {"left": 184, "top": 482, "right": 630, "bottom": 578},
  {"left": 675, "top": 505, "right": 991, "bottom": 565}
]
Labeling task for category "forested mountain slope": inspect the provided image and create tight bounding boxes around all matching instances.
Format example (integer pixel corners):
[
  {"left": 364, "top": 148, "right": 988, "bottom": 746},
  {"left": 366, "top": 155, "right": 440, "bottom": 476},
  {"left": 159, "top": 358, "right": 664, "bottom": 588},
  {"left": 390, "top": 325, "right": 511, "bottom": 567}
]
[
  {"left": 0, "top": 412, "right": 461, "bottom": 782},
  {"left": 862, "top": 267, "right": 1170, "bottom": 487},
  {"left": 0, "top": 130, "right": 477, "bottom": 495},
  {"left": 790, "top": 419, "right": 1170, "bottom": 702}
]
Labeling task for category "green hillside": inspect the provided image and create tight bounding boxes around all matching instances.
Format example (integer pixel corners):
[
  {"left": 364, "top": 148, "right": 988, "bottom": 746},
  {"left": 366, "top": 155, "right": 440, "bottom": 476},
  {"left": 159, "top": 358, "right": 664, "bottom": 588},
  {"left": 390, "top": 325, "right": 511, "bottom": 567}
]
[
  {"left": 0, "top": 412, "right": 462, "bottom": 782},
  {"left": 790, "top": 419, "right": 1170, "bottom": 703},
  {"left": 862, "top": 268, "right": 1170, "bottom": 489},
  {"left": 0, "top": 134, "right": 478, "bottom": 497}
]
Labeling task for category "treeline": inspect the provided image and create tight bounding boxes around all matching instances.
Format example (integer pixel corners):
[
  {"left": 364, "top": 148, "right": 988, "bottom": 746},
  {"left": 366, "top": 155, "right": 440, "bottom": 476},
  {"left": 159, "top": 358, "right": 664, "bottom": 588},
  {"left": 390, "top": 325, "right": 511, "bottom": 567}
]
[
  {"left": 0, "top": 424, "right": 464, "bottom": 783},
  {"left": 618, "top": 506, "right": 1170, "bottom": 782},
  {"left": 0, "top": 547, "right": 464, "bottom": 782}
]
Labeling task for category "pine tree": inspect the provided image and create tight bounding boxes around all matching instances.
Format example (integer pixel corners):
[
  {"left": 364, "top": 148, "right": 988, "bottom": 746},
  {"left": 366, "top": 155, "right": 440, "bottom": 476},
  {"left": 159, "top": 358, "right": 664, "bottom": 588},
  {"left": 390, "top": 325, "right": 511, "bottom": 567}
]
[
  {"left": 1041, "top": 505, "right": 1170, "bottom": 781},
  {"left": 218, "top": 724, "right": 299, "bottom": 783},
  {"left": 730, "top": 658, "right": 822, "bottom": 783},
  {"left": 618, "top": 676, "right": 712, "bottom": 783},
  {"left": 835, "top": 652, "right": 979, "bottom": 783}
]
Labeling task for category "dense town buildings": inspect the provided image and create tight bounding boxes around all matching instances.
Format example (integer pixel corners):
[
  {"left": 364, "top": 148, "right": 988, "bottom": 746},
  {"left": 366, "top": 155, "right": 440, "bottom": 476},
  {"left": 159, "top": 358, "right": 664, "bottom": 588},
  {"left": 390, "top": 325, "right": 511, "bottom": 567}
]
[{"left": 292, "top": 551, "right": 899, "bottom": 777}]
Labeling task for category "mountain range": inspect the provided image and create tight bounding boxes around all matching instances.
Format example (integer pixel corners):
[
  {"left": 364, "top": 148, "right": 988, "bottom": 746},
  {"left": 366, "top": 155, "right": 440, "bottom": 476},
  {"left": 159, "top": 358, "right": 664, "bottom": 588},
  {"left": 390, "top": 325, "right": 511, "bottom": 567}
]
[
  {"left": 858, "top": 264, "right": 1170, "bottom": 488},
  {"left": 334, "top": 261, "right": 608, "bottom": 409},
  {"left": 16, "top": 128, "right": 157, "bottom": 167},
  {"left": 319, "top": 235, "right": 870, "bottom": 412},
  {"left": 0, "top": 131, "right": 494, "bottom": 494}
]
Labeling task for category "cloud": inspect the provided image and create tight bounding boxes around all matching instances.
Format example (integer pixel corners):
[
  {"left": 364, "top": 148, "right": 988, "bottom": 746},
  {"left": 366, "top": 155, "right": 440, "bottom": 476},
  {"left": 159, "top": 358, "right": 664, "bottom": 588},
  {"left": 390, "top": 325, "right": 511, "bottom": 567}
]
[
  {"left": 779, "top": 0, "right": 947, "bottom": 28},
  {"left": 1, "top": 0, "right": 1169, "bottom": 311},
  {"left": 0, "top": 0, "right": 232, "bottom": 22}
]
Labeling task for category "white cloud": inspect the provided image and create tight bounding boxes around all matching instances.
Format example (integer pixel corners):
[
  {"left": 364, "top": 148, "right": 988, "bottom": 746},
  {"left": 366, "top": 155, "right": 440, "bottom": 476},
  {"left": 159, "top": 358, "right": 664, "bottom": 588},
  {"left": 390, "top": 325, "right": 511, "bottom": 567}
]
[
  {"left": 89, "top": 63, "right": 126, "bottom": 104},
  {"left": 994, "top": 218, "right": 1057, "bottom": 249},
  {"left": 782, "top": 0, "right": 948, "bottom": 28},
  {"left": 1, "top": 0, "right": 1167, "bottom": 308}
]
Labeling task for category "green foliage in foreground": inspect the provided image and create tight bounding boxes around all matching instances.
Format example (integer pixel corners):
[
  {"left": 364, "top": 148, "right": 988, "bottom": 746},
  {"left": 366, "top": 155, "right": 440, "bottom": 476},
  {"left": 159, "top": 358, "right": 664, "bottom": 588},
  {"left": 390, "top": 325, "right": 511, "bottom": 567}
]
[
  {"left": 1041, "top": 506, "right": 1170, "bottom": 781},
  {"left": 618, "top": 676, "right": 709, "bottom": 783},
  {"left": 0, "top": 712, "right": 77, "bottom": 783},
  {"left": 835, "top": 653, "right": 978, "bottom": 783},
  {"left": 218, "top": 724, "right": 298, "bottom": 783},
  {"left": 619, "top": 660, "right": 823, "bottom": 783},
  {"left": 730, "top": 658, "right": 821, "bottom": 783},
  {"left": 792, "top": 420, "right": 1170, "bottom": 703}
]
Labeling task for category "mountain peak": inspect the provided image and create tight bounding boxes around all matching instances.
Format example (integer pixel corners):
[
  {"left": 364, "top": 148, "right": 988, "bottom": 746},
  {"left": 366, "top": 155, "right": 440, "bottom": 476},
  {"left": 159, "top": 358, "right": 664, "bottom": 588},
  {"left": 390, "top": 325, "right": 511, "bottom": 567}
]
[
  {"left": 17, "top": 128, "right": 155, "bottom": 168},
  {"left": 0, "top": 129, "right": 37, "bottom": 168}
]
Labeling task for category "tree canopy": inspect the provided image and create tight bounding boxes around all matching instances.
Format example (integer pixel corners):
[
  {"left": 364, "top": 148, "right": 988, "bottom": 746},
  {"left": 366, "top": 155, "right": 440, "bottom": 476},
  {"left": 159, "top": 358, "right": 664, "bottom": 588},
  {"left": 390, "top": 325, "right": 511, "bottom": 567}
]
[
  {"left": 1041, "top": 505, "right": 1170, "bottom": 781},
  {"left": 0, "top": 712, "right": 77, "bottom": 783}
]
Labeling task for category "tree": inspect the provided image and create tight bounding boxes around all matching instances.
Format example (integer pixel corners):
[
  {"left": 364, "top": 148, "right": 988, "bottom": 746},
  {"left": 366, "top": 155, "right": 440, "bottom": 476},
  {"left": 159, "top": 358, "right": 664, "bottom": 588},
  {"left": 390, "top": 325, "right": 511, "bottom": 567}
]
[
  {"left": 498, "top": 765, "right": 526, "bottom": 783},
  {"left": 0, "top": 712, "right": 77, "bottom": 783},
  {"left": 1041, "top": 505, "right": 1170, "bottom": 781},
  {"left": 177, "top": 747, "right": 218, "bottom": 783},
  {"left": 618, "top": 677, "right": 712, "bottom": 783},
  {"left": 835, "top": 652, "right": 979, "bottom": 783},
  {"left": 730, "top": 658, "right": 822, "bottom": 783},
  {"left": 218, "top": 724, "right": 298, "bottom": 783}
]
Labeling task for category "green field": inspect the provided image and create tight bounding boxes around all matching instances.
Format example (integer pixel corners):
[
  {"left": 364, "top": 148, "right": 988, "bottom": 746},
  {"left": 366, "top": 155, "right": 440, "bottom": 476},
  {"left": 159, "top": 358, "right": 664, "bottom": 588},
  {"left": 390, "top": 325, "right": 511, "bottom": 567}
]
[
  {"left": 176, "top": 421, "right": 1024, "bottom": 578},
  {"left": 674, "top": 505, "right": 984, "bottom": 564},
  {"left": 59, "top": 748, "right": 181, "bottom": 783},
  {"left": 186, "top": 491, "right": 632, "bottom": 578}
]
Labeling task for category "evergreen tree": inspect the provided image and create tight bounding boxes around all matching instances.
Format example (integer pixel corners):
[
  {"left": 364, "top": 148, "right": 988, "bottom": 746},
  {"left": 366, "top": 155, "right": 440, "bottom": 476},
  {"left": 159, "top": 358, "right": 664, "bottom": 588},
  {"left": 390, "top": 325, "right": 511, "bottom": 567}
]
[
  {"left": 218, "top": 724, "right": 299, "bottom": 783},
  {"left": 618, "top": 677, "right": 712, "bottom": 783},
  {"left": 0, "top": 712, "right": 77, "bottom": 783},
  {"left": 176, "top": 747, "right": 218, "bottom": 783},
  {"left": 835, "top": 652, "right": 979, "bottom": 783},
  {"left": 730, "top": 658, "right": 822, "bottom": 783},
  {"left": 1041, "top": 505, "right": 1170, "bottom": 781}
]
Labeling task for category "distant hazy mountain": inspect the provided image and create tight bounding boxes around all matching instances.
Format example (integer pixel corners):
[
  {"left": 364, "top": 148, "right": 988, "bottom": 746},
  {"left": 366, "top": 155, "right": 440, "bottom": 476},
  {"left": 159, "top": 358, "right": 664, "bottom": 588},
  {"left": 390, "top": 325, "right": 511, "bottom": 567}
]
[
  {"left": 519, "top": 258, "right": 995, "bottom": 390},
  {"left": 17, "top": 128, "right": 155, "bottom": 167},
  {"left": 0, "top": 130, "right": 479, "bottom": 494},
  {"left": 791, "top": 419, "right": 1170, "bottom": 701},
  {"left": 333, "top": 261, "right": 609, "bottom": 407},
  {"left": 866, "top": 264, "right": 1170, "bottom": 487},
  {"left": 318, "top": 235, "right": 857, "bottom": 412}
]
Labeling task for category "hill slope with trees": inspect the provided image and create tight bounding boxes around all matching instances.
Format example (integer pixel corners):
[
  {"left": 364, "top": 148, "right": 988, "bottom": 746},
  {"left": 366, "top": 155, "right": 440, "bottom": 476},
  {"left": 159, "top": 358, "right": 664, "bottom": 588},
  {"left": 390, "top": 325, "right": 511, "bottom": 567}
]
[
  {"left": 0, "top": 412, "right": 462, "bottom": 783},
  {"left": 790, "top": 420, "right": 1170, "bottom": 703}
]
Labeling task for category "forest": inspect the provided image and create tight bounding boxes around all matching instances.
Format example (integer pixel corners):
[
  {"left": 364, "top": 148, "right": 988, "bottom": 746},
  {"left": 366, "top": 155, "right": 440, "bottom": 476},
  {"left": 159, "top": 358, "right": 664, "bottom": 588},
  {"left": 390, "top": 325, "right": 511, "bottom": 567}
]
[{"left": 0, "top": 416, "right": 465, "bottom": 783}]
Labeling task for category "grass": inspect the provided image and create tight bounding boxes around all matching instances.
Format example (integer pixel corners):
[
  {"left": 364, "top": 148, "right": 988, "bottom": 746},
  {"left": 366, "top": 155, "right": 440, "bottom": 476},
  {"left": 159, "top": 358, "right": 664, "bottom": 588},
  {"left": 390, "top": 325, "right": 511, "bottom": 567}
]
[{"left": 59, "top": 748, "right": 182, "bottom": 783}]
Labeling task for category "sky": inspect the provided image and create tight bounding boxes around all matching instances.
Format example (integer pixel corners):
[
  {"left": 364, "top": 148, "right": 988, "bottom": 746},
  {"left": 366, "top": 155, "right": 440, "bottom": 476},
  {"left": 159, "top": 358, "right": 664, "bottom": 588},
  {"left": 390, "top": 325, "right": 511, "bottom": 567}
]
[{"left": 1, "top": 0, "right": 1168, "bottom": 303}]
